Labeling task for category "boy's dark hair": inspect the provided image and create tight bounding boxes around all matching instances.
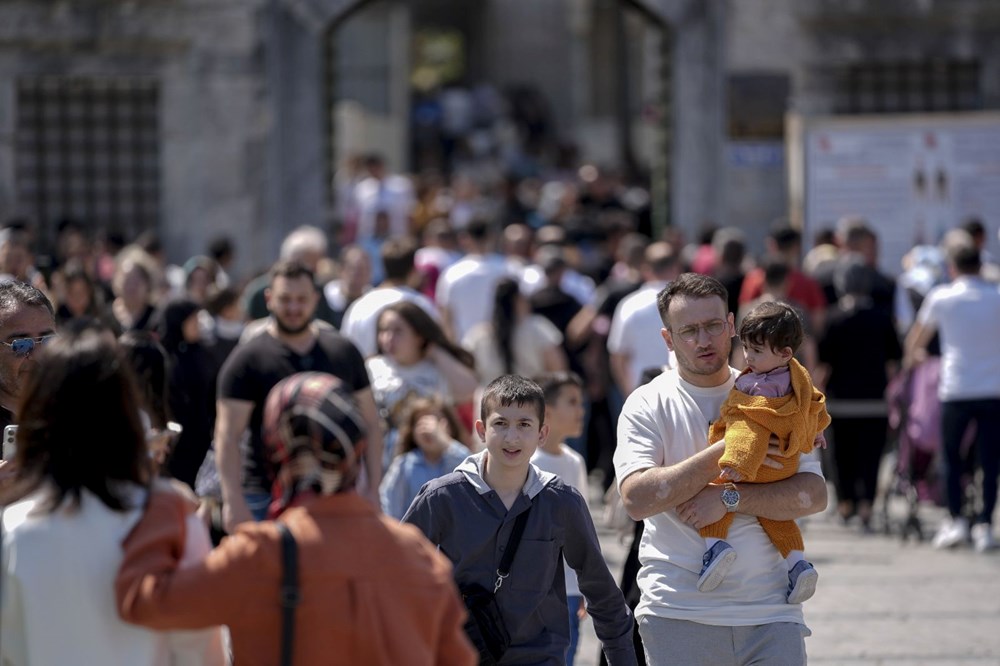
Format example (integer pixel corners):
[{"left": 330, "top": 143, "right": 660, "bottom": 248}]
[
  {"left": 738, "top": 300, "right": 804, "bottom": 353},
  {"left": 269, "top": 259, "right": 315, "bottom": 285},
  {"left": 479, "top": 375, "right": 546, "bottom": 426},
  {"left": 534, "top": 371, "right": 583, "bottom": 406},
  {"left": 380, "top": 237, "right": 418, "bottom": 282},
  {"left": 656, "top": 273, "right": 728, "bottom": 327}
]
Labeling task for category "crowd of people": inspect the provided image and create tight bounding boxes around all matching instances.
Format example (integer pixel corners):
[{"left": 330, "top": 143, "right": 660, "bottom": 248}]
[{"left": 0, "top": 155, "right": 998, "bottom": 664}]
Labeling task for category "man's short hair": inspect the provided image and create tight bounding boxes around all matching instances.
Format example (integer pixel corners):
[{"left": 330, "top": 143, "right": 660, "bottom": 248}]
[
  {"left": 534, "top": 371, "right": 583, "bottom": 406},
  {"left": 656, "top": 273, "right": 728, "bottom": 327},
  {"left": 269, "top": 259, "right": 315, "bottom": 285},
  {"left": 947, "top": 241, "right": 982, "bottom": 275},
  {"left": 479, "top": 375, "right": 546, "bottom": 426},
  {"left": 737, "top": 301, "right": 804, "bottom": 353},
  {"left": 0, "top": 281, "right": 54, "bottom": 322},
  {"left": 769, "top": 224, "right": 801, "bottom": 252},
  {"left": 279, "top": 226, "right": 328, "bottom": 261},
  {"left": 464, "top": 218, "right": 493, "bottom": 243},
  {"left": 762, "top": 257, "right": 790, "bottom": 290},
  {"left": 961, "top": 217, "right": 985, "bottom": 241},
  {"left": 645, "top": 242, "right": 678, "bottom": 277},
  {"left": 380, "top": 237, "right": 418, "bottom": 282}
]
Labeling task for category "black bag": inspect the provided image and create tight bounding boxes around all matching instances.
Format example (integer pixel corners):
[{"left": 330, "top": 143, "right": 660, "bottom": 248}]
[
  {"left": 459, "top": 509, "right": 530, "bottom": 665},
  {"left": 276, "top": 522, "right": 299, "bottom": 666}
]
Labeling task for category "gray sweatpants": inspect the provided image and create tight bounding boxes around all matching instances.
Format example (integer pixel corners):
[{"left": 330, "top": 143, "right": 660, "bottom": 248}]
[{"left": 637, "top": 615, "right": 809, "bottom": 666}]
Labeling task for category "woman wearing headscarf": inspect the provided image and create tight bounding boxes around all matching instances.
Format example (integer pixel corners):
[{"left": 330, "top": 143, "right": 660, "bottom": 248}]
[
  {"left": 155, "top": 298, "right": 217, "bottom": 488},
  {"left": 115, "top": 372, "right": 475, "bottom": 666}
]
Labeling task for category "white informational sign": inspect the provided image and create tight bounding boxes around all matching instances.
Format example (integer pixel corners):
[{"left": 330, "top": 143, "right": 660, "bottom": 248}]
[{"left": 788, "top": 113, "right": 1000, "bottom": 275}]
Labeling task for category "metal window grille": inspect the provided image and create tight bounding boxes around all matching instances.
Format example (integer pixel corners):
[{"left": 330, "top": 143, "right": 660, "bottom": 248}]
[
  {"left": 15, "top": 77, "right": 161, "bottom": 241},
  {"left": 835, "top": 60, "right": 981, "bottom": 114}
]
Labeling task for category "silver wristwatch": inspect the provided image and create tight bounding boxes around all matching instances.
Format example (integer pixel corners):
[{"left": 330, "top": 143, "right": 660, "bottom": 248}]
[{"left": 721, "top": 482, "right": 740, "bottom": 513}]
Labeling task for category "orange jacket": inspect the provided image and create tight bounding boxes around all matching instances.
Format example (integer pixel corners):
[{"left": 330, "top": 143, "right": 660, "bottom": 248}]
[
  {"left": 116, "top": 489, "right": 475, "bottom": 666},
  {"left": 711, "top": 358, "right": 832, "bottom": 482}
]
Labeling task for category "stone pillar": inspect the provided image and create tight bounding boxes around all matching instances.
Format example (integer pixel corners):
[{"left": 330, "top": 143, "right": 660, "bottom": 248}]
[
  {"left": 263, "top": 2, "right": 329, "bottom": 256},
  {"left": 657, "top": 0, "right": 726, "bottom": 241}
]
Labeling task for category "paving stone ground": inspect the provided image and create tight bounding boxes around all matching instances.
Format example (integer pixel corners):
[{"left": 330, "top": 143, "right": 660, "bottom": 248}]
[{"left": 575, "top": 479, "right": 1000, "bottom": 666}]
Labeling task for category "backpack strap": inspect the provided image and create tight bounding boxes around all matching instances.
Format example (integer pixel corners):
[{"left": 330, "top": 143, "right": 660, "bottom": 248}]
[{"left": 276, "top": 522, "right": 299, "bottom": 666}]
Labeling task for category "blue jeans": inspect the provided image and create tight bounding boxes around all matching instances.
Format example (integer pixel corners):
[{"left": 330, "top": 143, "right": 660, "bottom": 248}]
[
  {"left": 942, "top": 398, "right": 1000, "bottom": 524},
  {"left": 244, "top": 491, "right": 271, "bottom": 522},
  {"left": 566, "top": 595, "right": 582, "bottom": 666}
]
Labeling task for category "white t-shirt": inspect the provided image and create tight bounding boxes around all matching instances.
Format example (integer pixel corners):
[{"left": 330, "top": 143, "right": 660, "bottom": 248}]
[
  {"left": 436, "top": 254, "right": 511, "bottom": 341},
  {"left": 531, "top": 444, "right": 589, "bottom": 597},
  {"left": 519, "top": 264, "right": 597, "bottom": 307},
  {"left": 613, "top": 367, "right": 823, "bottom": 627},
  {"left": 463, "top": 315, "right": 563, "bottom": 385},
  {"left": 340, "top": 286, "right": 440, "bottom": 359},
  {"left": 917, "top": 276, "right": 1000, "bottom": 401},
  {"left": 365, "top": 356, "right": 450, "bottom": 426},
  {"left": 607, "top": 282, "right": 675, "bottom": 391},
  {"left": 351, "top": 175, "right": 415, "bottom": 241}
]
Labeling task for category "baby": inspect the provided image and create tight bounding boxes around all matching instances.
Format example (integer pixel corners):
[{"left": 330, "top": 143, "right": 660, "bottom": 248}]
[{"left": 696, "top": 300, "right": 831, "bottom": 604}]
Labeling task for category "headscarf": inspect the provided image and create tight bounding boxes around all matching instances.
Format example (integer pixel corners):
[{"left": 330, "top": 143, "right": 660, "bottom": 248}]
[
  {"left": 154, "top": 297, "right": 200, "bottom": 353},
  {"left": 262, "top": 372, "right": 367, "bottom": 517}
]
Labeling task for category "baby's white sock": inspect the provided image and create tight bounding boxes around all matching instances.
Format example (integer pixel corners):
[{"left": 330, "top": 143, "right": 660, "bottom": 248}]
[
  {"left": 785, "top": 550, "right": 806, "bottom": 571},
  {"left": 705, "top": 537, "right": 722, "bottom": 550}
]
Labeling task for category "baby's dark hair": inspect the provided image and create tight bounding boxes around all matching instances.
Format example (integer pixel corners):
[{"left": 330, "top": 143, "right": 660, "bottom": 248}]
[
  {"left": 534, "top": 371, "right": 584, "bottom": 406},
  {"left": 480, "top": 375, "right": 545, "bottom": 426},
  {"left": 738, "top": 301, "right": 804, "bottom": 353}
]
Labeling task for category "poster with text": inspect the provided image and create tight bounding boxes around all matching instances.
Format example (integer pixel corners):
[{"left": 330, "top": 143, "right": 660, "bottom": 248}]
[{"left": 798, "top": 113, "right": 1000, "bottom": 275}]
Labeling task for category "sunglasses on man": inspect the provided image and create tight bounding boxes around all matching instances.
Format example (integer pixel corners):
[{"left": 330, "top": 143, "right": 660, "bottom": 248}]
[{"left": 1, "top": 334, "right": 58, "bottom": 357}]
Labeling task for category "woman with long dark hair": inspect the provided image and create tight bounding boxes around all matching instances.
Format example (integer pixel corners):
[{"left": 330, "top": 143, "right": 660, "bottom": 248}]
[
  {"left": 367, "top": 300, "right": 477, "bottom": 470},
  {"left": 463, "top": 277, "right": 567, "bottom": 384},
  {"left": 0, "top": 330, "right": 224, "bottom": 665}
]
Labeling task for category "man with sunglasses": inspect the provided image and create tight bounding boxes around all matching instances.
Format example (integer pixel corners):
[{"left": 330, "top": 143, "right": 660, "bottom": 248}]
[
  {"left": 613, "top": 273, "right": 828, "bottom": 666},
  {"left": 0, "top": 281, "right": 55, "bottom": 435}
]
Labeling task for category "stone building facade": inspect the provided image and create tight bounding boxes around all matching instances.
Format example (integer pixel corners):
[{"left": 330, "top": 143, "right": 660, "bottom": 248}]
[{"left": 1, "top": 0, "right": 998, "bottom": 272}]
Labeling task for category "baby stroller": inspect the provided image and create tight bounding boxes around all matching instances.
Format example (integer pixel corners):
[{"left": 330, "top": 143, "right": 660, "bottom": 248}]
[{"left": 882, "top": 357, "right": 944, "bottom": 541}]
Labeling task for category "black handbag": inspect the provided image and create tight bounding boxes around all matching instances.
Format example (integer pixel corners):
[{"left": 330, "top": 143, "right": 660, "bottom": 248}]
[
  {"left": 276, "top": 522, "right": 299, "bottom": 666},
  {"left": 460, "top": 508, "right": 530, "bottom": 666}
]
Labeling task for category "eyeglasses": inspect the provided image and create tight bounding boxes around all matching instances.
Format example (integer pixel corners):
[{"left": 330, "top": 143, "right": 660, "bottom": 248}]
[
  {"left": 671, "top": 320, "right": 728, "bottom": 343},
  {"left": 1, "top": 334, "right": 58, "bottom": 357}
]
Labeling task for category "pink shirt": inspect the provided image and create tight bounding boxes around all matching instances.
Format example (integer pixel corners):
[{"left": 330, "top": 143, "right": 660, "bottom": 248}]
[{"left": 735, "top": 366, "right": 792, "bottom": 399}]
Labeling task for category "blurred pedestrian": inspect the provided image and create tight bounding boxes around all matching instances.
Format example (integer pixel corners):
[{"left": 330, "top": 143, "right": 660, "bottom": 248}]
[
  {"left": 818, "top": 257, "right": 902, "bottom": 531},
  {"left": 906, "top": 239, "right": 1000, "bottom": 552}
]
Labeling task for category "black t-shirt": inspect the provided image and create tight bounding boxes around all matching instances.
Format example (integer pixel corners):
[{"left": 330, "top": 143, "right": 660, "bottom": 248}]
[
  {"left": 217, "top": 329, "right": 369, "bottom": 493},
  {"left": 818, "top": 304, "right": 902, "bottom": 401}
]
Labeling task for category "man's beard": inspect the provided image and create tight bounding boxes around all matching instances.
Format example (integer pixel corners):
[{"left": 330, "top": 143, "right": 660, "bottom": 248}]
[{"left": 273, "top": 315, "right": 313, "bottom": 335}]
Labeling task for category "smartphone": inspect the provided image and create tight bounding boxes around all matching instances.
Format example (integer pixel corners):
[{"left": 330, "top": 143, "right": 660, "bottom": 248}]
[{"left": 2, "top": 424, "right": 16, "bottom": 461}]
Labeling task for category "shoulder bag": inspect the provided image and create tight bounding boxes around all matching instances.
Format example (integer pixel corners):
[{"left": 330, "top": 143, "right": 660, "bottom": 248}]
[{"left": 459, "top": 508, "right": 530, "bottom": 666}]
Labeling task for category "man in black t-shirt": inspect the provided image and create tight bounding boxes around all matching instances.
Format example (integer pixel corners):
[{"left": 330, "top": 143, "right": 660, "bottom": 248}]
[{"left": 216, "top": 260, "right": 383, "bottom": 531}]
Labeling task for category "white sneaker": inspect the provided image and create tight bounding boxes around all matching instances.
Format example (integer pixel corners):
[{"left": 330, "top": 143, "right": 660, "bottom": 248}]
[
  {"left": 932, "top": 517, "right": 969, "bottom": 549},
  {"left": 971, "top": 523, "right": 997, "bottom": 553}
]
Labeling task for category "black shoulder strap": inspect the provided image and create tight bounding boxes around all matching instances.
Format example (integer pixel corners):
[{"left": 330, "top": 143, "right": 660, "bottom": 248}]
[
  {"left": 276, "top": 522, "right": 299, "bottom": 666},
  {"left": 493, "top": 508, "right": 530, "bottom": 593}
]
